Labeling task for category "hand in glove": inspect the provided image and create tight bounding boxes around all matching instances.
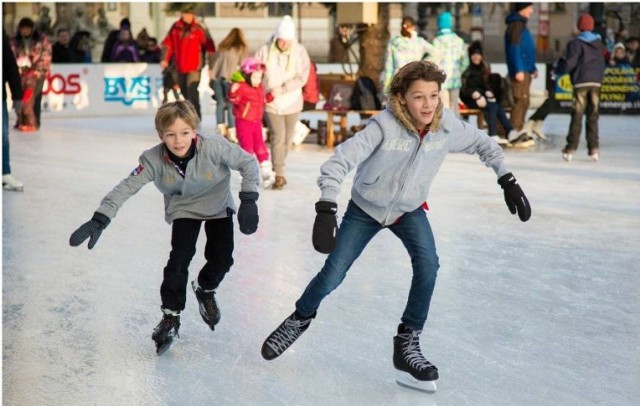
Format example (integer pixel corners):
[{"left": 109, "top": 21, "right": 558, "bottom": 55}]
[
  {"left": 312, "top": 201, "right": 338, "bottom": 254},
  {"left": 237, "top": 191, "right": 259, "bottom": 235},
  {"left": 69, "top": 212, "right": 111, "bottom": 249},
  {"left": 498, "top": 173, "right": 531, "bottom": 222}
]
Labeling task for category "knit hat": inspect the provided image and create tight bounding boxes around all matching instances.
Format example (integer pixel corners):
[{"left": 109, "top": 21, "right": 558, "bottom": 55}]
[
  {"left": 577, "top": 14, "right": 594, "bottom": 32},
  {"left": 274, "top": 15, "right": 296, "bottom": 41},
  {"left": 437, "top": 12, "right": 453, "bottom": 31},
  {"left": 468, "top": 41, "right": 483, "bottom": 57},
  {"left": 514, "top": 3, "right": 533, "bottom": 13}
]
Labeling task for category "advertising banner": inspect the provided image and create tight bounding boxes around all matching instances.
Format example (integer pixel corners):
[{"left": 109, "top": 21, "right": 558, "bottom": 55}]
[
  {"left": 551, "top": 63, "right": 640, "bottom": 114},
  {"left": 36, "top": 64, "right": 213, "bottom": 118}
]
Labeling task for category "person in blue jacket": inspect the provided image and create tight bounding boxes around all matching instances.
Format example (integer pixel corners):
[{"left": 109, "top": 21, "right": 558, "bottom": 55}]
[
  {"left": 504, "top": 3, "right": 537, "bottom": 147},
  {"left": 260, "top": 61, "right": 531, "bottom": 393}
]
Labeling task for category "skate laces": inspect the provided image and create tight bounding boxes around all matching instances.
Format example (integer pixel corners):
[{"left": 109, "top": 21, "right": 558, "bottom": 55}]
[
  {"left": 267, "top": 316, "right": 311, "bottom": 354},
  {"left": 196, "top": 287, "right": 217, "bottom": 317},
  {"left": 400, "top": 330, "right": 434, "bottom": 371},
  {"left": 157, "top": 315, "right": 180, "bottom": 335}
]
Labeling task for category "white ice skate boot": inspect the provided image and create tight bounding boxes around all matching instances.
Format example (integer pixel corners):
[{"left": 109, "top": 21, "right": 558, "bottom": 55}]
[
  {"left": 530, "top": 120, "right": 547, "bottom": 140},
  {"left": 260, "top": 161, "right": 276, "bottom": 189},
  {"left": 393, "top": 323, "right": 438, "bottom": 393},
  {"left": 2, "top": 174, "right": 24, "bottom": 191},
  {"left": 217, "top": 123, "right": 228, "bottom": 137},
  {"left": 292, "top": 120, "right": 311, "bottom": 146},
  {"left": 227, "top": 127, "right": 238, "bottom": 144}
]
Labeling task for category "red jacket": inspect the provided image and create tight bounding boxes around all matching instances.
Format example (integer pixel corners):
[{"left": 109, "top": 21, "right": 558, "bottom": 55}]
[
  {"left": 228, "top": 81, "right": 274, "bottom": 123},
  {"left": 302, "top": 62, "right": 320, "bottom": 104},
  {"left": 162, "top": 19, "right": 215, "bottom": 74}
]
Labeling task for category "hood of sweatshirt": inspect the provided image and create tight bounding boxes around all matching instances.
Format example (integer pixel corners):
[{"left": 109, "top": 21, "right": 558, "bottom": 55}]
[{"left": 577, "top": 31, "right": 601, "bottom": 45}]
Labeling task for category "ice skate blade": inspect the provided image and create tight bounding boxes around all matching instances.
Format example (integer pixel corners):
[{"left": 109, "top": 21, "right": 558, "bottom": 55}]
[
  {"left": 396, "top": 371, "right": 437, "bottom": 393},
  {"left": 155, "top": 337, "right": 174, "bottom": 356}
]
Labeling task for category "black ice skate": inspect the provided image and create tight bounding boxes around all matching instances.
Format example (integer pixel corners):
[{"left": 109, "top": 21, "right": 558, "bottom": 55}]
[
  {"left": 151, "top": 310, "right": 181, "bottom": 356},
  {"left": 191, "top": 280, "right": 221, "bottom": 330},
  {"left": 261, "top": 311, "right": 316, "bottom": 360},
  {"left": 393, "top": 323, "right": 439, "bottom": 393}
]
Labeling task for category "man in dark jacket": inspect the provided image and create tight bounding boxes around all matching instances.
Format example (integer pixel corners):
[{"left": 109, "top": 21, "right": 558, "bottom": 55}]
[
  {"left": 52, "top": 28, "right": 74, "bottom": 63},
  {"left": 504, "top": 3, "right": 537, "bottom": 146},
  {"left": 3, "top": 31, "right": 24, "bottom": 191},
  {"left": 558, "top": 13, "right": 606, "bottom": 162}
]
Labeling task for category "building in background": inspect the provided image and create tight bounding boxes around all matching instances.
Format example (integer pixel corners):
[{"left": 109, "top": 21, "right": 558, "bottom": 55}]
[{"left": 3, "top": 2, "right": 639, "bottom": 64}]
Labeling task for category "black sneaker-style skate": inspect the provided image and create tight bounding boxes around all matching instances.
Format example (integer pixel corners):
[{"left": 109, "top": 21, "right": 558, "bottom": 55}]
[
  {"left": 261, "top": 311, "right": 316, "bottom": 360},
  {"left": 393, "top": 323, "right": 439, "bottom": 393},
  {"left": 191, "top": 280, "right": 221, "bottom": 330},
  {"left": 151, "top": 311, "right": 181, "bottom": 356}
]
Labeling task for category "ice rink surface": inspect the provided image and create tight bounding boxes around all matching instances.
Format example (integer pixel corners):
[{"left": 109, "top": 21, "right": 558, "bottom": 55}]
[{"left": 3, "top": 112, "right": 640, "bottom": 406}]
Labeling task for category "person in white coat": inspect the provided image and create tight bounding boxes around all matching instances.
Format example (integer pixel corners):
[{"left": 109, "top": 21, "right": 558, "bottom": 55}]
[{"left": 255, "top": 16, "right": 311, "bottom": 189}]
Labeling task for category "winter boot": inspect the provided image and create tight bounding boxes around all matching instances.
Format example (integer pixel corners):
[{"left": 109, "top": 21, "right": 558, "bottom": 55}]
[
  {"left": 152, "top": 308, "right": 181, "bottom": 356},
  {"left": 393, "top": 323, "right": 438, "bottom": 392},
  {"left": 2, "top": 174, "right": 24, "bottom": 191},
  {"left": 273, "top": 176, "right": 287, "bottom": 190},
  {"left": 260, "top": 161, "right": 276, "bottom": 189},
  {"left": 261, "top": 311, "right": 316, "bottom": 360},
  {"left": 191, "top": 280, "right": 221, "bottom": 330}
]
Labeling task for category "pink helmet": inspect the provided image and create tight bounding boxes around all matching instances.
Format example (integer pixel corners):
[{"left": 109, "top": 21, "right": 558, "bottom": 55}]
[{"left": 240, "top": 57, "right": 266, "bottom": 74}]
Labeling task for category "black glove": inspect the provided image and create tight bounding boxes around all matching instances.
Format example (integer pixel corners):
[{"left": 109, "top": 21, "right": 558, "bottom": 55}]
[
  {"left": 237, "top": 191, "right": 259, "bottom": 235},
  {"left": 312, "top": 201, "right": 338, "bottom": 254},
  {"left": 498, "top": 173, "right": 531, "bottom": 222},
  {"left": 69, "top": 212, "right": 111, "bottom": 249}
]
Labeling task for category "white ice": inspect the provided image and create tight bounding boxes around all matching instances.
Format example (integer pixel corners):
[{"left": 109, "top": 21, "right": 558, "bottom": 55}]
[{"left": 3, "top": 112, "right": 640, "bottom": 406}]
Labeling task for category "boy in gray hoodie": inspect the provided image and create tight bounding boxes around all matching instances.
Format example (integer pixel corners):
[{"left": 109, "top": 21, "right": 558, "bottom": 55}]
[
  {"left": 261, "top": 61, "right": 531, "bottom": 392},
  {"left": 69, "top": 100, "right": 260, "bottom": 355}
]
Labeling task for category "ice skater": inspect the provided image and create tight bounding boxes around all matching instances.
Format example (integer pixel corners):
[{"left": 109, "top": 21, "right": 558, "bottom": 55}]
[
  {"left": 261, "top": 61, "right": 531, "bottom": 392},
  {"left": 228, "top": 56, "right": 276, "bottom": 188},
  {"left": 69, "top": 100, "right": 261, "bottom": 355}
]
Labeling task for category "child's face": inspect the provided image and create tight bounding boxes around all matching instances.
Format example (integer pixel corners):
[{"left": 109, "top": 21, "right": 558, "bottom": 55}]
[
  {"left": 614, "top": 47, "right": 626, "bottom": 59},
  {"left": 250, "top": 71, "right": 263, "bottom": 87},
  {"left": 159, "top": 118, "right": 195, "bottom": 158},
  {"left": 398, "top": 80, "right": 440, "bottom": 130}
]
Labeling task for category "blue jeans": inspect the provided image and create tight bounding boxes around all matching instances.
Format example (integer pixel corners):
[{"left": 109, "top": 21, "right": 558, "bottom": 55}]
[
  {"left": 486, "top": 101, "right": 512, "bottom": 136},
  {"left": 211, "top": 79, "right": 234, "bottom": 128},
  {"left": 3, "top": 99, "right": 11, "bottom": 175},
  {"left": 296, "top": 200, "right": 440, "bottom": 330}
]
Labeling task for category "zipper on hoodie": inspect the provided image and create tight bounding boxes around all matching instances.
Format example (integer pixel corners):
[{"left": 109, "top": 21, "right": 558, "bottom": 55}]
[{"left": 380, "top": 134, "right": 423, "bottom": 226}]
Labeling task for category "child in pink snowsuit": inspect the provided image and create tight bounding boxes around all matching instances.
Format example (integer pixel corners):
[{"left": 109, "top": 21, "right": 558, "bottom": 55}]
[{"left": 228, "top": 57, "right": 276, "bottom": 188}]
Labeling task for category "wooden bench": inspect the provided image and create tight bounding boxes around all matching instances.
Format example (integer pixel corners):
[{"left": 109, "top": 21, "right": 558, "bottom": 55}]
[{"left": 310, "top": 73, "right": 381, "bottom": 149}]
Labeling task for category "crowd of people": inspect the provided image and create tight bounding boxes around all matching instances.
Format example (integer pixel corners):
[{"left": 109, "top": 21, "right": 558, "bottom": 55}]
[{"left": 4, "top": 2, "right": 636, "bottom": 188}]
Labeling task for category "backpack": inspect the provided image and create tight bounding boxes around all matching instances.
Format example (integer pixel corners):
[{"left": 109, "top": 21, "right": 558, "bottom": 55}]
[
  {"left": 350, "top": 76, "right": 382, "bottom": 110},
  {"left": 323, "top": 83, "right": 353, "bottom": 111}
]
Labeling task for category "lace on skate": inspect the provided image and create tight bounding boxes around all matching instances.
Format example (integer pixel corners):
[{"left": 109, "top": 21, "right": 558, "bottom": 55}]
[
  {"left": 155, "top": 315, "right": 180, "bottom": 338},
  {"left": 399, "top": 330, "right": 434, "bottom": 372},
  {"left": 266, "top": 316, "right": 312, "bottom": 355}
]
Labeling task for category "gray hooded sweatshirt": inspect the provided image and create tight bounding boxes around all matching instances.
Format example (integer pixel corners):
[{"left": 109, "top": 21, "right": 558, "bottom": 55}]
[
  {"left": 96, "top": 134, "right": 260, "bottom": 224},
  {"left": 318, "top": 101, "right": 510, "bottom": 225}
]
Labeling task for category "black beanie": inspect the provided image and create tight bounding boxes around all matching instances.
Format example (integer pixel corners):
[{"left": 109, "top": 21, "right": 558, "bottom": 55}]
[
  {"left": 18, "top": 18, "right": 35, "bottom": 29},
  {"left": 514, "top": 3, "right": 533, "bottom": 12},
  {"left": 468, "top": 41, "right": 483, "bottom": 57}
]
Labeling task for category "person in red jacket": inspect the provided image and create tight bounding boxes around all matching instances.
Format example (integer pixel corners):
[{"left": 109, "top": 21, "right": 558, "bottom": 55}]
[
  {"left": 228, "top": 57, "right": 276, "bottom": 188},
  {"left": 160, "top": 4, "right": 215, "bottom": 119}
]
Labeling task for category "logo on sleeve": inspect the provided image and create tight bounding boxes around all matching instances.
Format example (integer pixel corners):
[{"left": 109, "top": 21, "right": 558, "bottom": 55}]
[{"left": 130, "top": 164, "right": 144, "bottom": 176}]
